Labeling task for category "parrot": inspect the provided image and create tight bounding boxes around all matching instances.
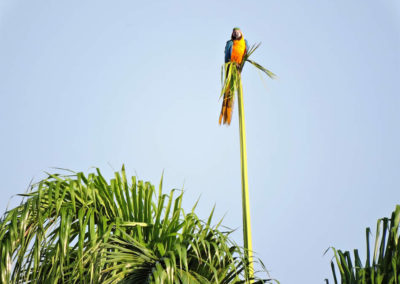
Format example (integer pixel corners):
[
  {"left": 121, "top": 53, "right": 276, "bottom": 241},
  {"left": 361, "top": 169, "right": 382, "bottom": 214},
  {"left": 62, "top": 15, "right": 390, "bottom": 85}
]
[{"left": 219, "top": 27, "right": 249, "bottom": 125}]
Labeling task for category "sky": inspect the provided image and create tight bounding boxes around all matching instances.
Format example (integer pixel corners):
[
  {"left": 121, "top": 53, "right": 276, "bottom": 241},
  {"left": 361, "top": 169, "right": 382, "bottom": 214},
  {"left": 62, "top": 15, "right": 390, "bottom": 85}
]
[{"left": 0, "top": 0, "right": 399, "bottom": 283}]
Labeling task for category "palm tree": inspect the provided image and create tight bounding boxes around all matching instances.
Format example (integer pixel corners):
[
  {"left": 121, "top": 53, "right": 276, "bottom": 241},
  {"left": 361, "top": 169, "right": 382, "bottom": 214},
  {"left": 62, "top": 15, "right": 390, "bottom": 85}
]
[{"left": 0, "top": 166, "right": 276, "bottom": 283}]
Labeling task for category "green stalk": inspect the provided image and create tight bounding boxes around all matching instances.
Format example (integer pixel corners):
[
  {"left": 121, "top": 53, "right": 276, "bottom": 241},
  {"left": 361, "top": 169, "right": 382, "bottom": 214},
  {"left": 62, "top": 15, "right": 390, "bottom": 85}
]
[
  {"left": 221, "top": 43, "right": 276, "bottom": 282},
  {"left": 237, "top": 74, "right": 254, "bottom": 282}
]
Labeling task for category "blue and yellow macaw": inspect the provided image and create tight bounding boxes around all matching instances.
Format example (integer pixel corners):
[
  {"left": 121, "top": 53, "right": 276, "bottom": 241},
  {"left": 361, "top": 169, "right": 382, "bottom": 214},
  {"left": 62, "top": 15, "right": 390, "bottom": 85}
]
[{"left": 219, "top": 27, "right": 249, "bottom": 125}]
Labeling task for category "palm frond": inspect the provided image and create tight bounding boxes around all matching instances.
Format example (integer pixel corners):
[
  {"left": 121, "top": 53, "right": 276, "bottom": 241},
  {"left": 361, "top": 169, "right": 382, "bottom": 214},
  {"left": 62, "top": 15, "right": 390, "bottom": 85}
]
[
  {"left": 246, "top": 59, "right": 277, "bottom": 79},
  {"left": 326, "top": 205, "right": 400, "bottom": 283},
  {"left": 0, "top": 166, "right": 273, "bottom": 283}
]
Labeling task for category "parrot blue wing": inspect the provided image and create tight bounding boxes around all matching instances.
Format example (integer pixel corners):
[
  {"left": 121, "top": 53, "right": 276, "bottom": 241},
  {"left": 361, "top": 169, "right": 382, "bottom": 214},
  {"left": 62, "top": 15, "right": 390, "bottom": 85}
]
[
  {"left": 224, "top": 40, "right": 233, "bottom": 63},
  {"left": 245, "top": 39, "right": 249, "bottom": 54}
]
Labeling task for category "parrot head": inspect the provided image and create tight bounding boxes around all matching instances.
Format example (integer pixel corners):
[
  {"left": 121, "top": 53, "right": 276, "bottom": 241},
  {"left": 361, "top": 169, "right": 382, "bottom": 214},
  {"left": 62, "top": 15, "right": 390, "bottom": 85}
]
[{"left": 231, "top": 27, "right": 243, "bottom": 40}]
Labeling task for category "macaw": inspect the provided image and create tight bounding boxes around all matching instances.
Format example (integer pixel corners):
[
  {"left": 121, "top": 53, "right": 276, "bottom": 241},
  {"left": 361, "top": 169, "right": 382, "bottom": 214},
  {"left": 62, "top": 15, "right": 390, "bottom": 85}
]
[{"left": 219, "top": 27, "right": 249, "bottom": 125}]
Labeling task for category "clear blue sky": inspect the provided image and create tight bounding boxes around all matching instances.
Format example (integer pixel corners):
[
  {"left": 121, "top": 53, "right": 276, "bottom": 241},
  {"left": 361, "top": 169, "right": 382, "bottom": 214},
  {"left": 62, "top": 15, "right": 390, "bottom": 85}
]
[{"left": 0, "top": 1, "right": 399, "bottom": 282}]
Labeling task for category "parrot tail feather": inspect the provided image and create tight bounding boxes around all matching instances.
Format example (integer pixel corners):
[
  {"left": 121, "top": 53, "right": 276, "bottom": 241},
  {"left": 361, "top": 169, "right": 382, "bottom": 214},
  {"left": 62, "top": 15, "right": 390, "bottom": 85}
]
[{"left": 219, "top": 90, "right": 234, "bottom": 125}]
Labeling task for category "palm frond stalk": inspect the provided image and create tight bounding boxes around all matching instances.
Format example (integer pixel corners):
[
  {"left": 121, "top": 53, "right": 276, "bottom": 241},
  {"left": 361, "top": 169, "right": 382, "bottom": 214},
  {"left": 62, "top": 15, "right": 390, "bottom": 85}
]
[
  {"left": 221, "top": 43, "right": 276, "bottom": 283},
  {"left": 0, "top": 166, "right": 276, "bottom": 283}
]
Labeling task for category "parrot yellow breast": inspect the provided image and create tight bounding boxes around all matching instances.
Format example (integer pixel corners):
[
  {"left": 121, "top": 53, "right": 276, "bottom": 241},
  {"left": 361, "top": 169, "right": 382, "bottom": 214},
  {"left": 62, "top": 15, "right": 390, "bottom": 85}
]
[{"left": 231, "top": 37, "right": 246, "bottom": 64}]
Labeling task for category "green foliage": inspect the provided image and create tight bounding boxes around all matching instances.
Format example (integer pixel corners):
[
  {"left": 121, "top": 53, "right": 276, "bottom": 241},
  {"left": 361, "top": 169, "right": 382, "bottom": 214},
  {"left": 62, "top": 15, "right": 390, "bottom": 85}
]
[
  {"left": 0, "top": 166, "right": 276, "bottom": 283},
  {"left": 242, "top": 43, "right": 277, "bottom": 80},
  {"left": 326, "top": 205, "right": 400, "bottom": 284},
  {"left": 220, "top": 61, "right": 242, "bottom": 101}
]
